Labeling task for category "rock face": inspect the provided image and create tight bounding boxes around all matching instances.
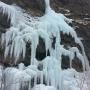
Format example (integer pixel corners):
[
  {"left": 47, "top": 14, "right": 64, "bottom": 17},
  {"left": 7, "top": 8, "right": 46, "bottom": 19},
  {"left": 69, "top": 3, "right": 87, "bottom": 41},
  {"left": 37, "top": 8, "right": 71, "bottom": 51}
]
[
  {"left": 76, "top": 23, "right": 90, "bottom": 64},
  {"left": 0, "top": 0, "right": 90, "bottom": 69},
  {"left": 60, "top": 0, "right": 90, "bottom": 15},
  {"left": 0, "top": 0, "right": 90, "bottom": 15}
]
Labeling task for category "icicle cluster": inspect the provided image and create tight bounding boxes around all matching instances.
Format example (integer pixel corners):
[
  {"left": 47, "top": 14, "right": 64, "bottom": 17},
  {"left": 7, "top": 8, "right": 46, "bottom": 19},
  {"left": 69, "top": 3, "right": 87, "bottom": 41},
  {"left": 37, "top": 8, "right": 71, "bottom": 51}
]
[
  {"left": 0, "top": 0, "right": 89, "bottom": 90},
  {"left": 4, "top": 63, "right": 40, "bottom": 90}
]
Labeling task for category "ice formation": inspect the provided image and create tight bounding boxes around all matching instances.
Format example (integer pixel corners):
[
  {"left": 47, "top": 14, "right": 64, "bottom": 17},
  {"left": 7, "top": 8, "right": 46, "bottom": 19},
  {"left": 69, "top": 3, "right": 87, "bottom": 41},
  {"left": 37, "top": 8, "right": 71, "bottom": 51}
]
[
  {"left": 0, "top": 0, "right": 89, "bottom": 90},
  {"left": 3, "top": 64, "right": 40, "bottom": 90},
  {"left": 0, "top": 65, "right": 3, "bottom": 90},
  {"left": 32, "top": 84, "right": 57, "bottom": 90}
]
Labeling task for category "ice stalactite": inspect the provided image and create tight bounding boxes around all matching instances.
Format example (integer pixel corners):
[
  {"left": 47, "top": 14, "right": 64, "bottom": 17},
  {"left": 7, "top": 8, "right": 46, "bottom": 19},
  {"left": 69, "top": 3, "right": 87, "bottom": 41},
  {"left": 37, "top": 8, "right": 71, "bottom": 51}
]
[
  {"left": 37, "top": 29, "right": 51, "bottom": 56},
  {"left": 0, "top": 65, "right": 3, "bottom": 90},
  {"left": 69, "top": 47, "right": 86, "bottom": 71},
  {"left": 0, "top": 1, "right": 21, "bottom": 26},
  {"left": 76, "top": 41, "right": 90, "bottom": 70},
  {"left": 0, "top": 0, "right": 89, "bottom": 90}
]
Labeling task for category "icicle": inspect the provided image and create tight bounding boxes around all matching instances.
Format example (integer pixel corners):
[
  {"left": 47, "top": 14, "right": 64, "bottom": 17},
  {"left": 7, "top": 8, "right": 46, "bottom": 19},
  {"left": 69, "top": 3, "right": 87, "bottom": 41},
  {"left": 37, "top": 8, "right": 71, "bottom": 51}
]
[
  {"left": 69, "top": 47, "right": 86, "bottom": 71},
  {"left": 47, "top": 74, "right": 50, "bottom": 86},
  {"left": 22, "top": 29, "right": 39, "bottom": 65},
  {"left": 1, "top": 34, "right": 5, "bottom": 47},
  {"left": 40, "top": 71, "right": 43, "bottom": 84},
  {"left": 28, "top": 81, "right": 31, "bottom": 90},
  {"left": 34, "top": 74, "right": 37, "bottom": 87},
  {"left": 45, "top": 0, "right": 51, "bottom": 13},
  {"left": 0, "top": 65, "right": 3, "bottom": 90},
  {"left": 12, "top": 36, "right": 26, "bottom": 63},
  {"left": 70, "top": 58, "right": 73, "bottom": 68},
  {"left": 31, "top": 39, "right": 37, "bottom": 65},
  {"left": 77, "top": 40, "right": 89, "bottom": 70},
  {"left": 4, "top": 45, "right": 10, "bottom": 59},
  {"left": 69, "top": 52, "right": 74, "bottom": 68},
  {"left": 0, "top": 1, "right": 18, "bottom": 26},
  {"left": 37, "top": 29, "right": 51, "bottom": 57},
  {"left": 42, "top": 56, "right": 62, "bottom": 89}
]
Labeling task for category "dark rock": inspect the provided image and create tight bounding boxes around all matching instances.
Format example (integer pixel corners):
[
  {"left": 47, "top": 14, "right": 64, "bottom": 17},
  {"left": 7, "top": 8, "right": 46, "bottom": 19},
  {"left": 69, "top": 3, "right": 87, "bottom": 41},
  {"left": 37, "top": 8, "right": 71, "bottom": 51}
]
[
  {"left": 75, "top": 23, "right": 90, "bottom": 63},
  {"left": 59, "top": 0, "right": 90, "bottom": 15},
  {"left": 61, "top": 55, "right": 83, "bottom": 71},
  {"left": 0, "top": 0, "right": 90, "bottom": 15},
  {"left": 0, "top": 12, "right": 11, "bottom": 28},
  {"left": 61, "top": 32, "right": 82, "bottom": 53}
]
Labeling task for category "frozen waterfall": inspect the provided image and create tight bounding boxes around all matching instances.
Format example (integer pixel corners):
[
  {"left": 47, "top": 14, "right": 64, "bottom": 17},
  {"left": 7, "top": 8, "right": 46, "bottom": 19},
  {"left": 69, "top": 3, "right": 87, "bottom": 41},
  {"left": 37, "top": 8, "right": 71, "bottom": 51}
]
[{"left": 0, "top": 0, "right": 89, "bottom": 90}]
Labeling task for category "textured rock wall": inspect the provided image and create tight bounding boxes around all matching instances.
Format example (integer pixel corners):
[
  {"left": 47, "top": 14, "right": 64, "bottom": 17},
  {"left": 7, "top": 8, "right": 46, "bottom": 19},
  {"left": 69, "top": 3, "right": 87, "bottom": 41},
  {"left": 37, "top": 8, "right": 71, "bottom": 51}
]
[{"left": 0, "top": 0, "right": 90, "bottom": 15}]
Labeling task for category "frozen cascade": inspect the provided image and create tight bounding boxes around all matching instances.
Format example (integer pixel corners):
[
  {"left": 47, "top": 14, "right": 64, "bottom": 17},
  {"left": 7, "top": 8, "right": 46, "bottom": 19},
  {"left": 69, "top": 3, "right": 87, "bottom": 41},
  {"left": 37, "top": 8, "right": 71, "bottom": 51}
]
[
  {"left": 0, "top": 0, "right": 89, "bottom": 90},
  {"left": 0, "top": 65, "right": 3, "bottom": 90}
]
